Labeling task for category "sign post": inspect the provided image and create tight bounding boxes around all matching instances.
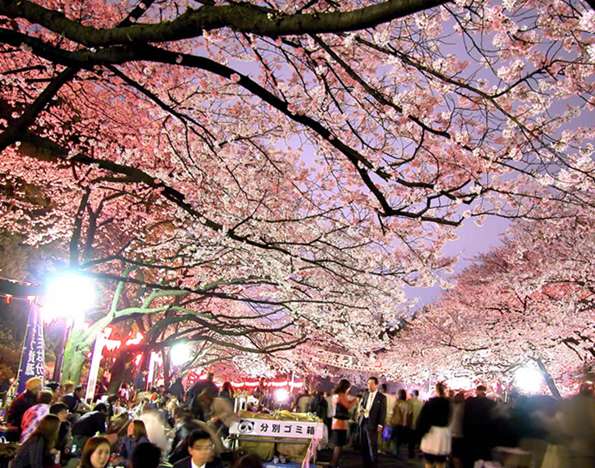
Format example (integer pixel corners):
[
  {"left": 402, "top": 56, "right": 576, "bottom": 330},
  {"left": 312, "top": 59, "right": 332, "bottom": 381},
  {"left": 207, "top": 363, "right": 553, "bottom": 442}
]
[
  {"left": 85, "top": 333, "right": 106, "bottom": 403},
  {"left": 16, "top": 301, "right": 45, "bottom": 393}
]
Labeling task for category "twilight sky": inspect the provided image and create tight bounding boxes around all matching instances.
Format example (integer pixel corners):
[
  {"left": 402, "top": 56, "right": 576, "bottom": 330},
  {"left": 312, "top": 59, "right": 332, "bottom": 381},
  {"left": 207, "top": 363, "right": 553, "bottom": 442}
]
[{"left": 405, "top": 215, "right": 510, "bottom": 308}]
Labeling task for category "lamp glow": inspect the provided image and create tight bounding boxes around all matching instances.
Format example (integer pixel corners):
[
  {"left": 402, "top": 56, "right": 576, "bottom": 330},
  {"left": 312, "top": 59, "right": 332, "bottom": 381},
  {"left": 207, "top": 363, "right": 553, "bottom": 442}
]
[
  {"left": 274, "top": 388, "right": 290, "bottom": 403},
  {"left": 514, "top": 365, "right": 543, "bottom": 394},
  {"left": 170, "top": 342, "right": 192, "bottom": 366},
  {"left": 43, "top": 271, "right": 95, "bottom": 321}
]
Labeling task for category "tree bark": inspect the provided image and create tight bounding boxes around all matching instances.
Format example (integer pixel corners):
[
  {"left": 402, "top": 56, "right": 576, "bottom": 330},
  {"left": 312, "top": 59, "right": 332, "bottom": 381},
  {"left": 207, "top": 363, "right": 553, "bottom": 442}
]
[
  {"left": 162, "top": 348, "right": 171, "bottom": 389},
  {"left": 0, "top": 0, "right": 448, "bottom": 47},
  {"left": 60, "top": 328, "right": 91, "bottom": 384},
  {"left": 532, "top": 357, "right": 562, "bottom": 400},
  {"left": 108, "top": 351, "right": 135, "bottom": 393}
]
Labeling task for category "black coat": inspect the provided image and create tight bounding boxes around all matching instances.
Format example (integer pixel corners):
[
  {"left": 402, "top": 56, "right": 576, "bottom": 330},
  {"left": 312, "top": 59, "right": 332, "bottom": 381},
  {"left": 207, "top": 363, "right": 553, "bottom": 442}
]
[
  {"left": 360, "top": 391, "right": 387, "bottom": 430},
  {"left": 463, "top": 396, "right": 496, "bottom": 442},
  {"left": 72, "top": 411, "right": 107, "bottom": 437},
  {"left": 187, "top": 380, "right": 219, "bottom": 402},
  {"left": 169, "top": 380, "right": 185, "bottom": 402},
  {"left": 6, "top": 391, "right": 37, "bottom": 429},
  {"left": 417, "top": 396, "right": 450, "bottom": 438}
]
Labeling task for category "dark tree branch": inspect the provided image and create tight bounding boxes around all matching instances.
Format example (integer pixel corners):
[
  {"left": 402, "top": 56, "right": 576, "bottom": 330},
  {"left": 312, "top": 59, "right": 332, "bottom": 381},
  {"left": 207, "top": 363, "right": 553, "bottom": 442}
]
[
  {"left": 69, "top": 188, "right": 91, "bottom": 267},
  {"left": 0, "top": 0, "right": 159, "bottom": 151},
  {"left": 0, "top": 0, "right": 448, "bottom": 47}
]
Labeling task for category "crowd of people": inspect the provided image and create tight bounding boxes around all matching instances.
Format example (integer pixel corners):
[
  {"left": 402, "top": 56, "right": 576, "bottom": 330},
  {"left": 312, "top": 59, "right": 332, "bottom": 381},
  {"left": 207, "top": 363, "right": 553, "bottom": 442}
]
[
  {"left": 1, "top": 372, "right": 594, "bottom": 468},
  {"left": 297, "top": 376, "right": 594, "bottom": 468},
  {"left": 1, "top": 373, "right": 260, "bottom": 468}
]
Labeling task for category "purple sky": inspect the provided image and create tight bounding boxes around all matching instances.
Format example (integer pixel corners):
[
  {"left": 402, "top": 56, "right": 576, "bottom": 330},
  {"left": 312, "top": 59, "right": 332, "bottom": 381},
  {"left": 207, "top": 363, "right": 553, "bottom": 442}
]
[
  {"left": 225, "top": 17, "right": 590, "bottom": 311},
  {"left": 405, "top": 215, "right": 509, "bottom": 308}
]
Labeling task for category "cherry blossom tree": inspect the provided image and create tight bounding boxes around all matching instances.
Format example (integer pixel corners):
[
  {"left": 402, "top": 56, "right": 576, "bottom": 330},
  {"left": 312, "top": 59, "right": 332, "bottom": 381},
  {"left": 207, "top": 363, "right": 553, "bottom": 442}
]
[
  {"left": 388, "top": 211, "right": 594, "bottom": 396},
  {"left": 61, "top": 280, "right": 309, "bottom": 386},
  {"left": 0, "top": 1, "right": 593, "bottom": 379}
]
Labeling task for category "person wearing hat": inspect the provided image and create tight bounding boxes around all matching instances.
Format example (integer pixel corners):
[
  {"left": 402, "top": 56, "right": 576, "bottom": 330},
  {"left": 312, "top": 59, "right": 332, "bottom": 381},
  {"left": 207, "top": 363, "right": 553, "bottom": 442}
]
[{"left": 6, "top": 377, "right": 42, "bottom": 440}]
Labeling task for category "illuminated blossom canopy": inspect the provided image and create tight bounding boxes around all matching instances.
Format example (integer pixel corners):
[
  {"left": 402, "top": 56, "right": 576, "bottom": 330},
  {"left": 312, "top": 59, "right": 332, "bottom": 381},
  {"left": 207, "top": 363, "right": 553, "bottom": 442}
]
[
  {"left": 0, "top": 0, "right": 592, "bottom": 380},
  {"left": 387, "top": 212, "right": 594, "bottom": 395}
]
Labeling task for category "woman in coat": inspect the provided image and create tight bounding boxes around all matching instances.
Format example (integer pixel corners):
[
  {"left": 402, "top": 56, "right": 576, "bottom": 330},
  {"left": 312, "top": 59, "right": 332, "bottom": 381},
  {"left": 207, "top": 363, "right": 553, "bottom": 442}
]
[{"left": 417, "top": 382, "right": 451, "bottom": 468}]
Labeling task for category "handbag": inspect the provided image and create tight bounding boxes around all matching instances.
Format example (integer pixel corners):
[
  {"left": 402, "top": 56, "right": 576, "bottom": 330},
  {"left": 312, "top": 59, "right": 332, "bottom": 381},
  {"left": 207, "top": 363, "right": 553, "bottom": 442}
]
[{"left": 381, "top": 425, "right": 392, "bottom": 441}]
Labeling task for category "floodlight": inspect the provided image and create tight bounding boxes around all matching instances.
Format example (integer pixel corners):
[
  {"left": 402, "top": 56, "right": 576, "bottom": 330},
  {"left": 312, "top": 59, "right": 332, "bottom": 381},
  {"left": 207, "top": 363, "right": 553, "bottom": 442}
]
[
  {"left": 170, "top": 342, "right": 192, "bottom": 366},
  {"left": 43, "top": 270, "right": 95, "bottom": 321}
]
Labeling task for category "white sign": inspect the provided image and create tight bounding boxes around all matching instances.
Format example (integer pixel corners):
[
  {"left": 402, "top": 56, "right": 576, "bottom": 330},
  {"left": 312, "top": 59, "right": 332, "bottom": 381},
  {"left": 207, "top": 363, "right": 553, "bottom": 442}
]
[
  {"left": 230, "top": 418, "right": 324, "bottom": 440},
  {"left": 85, "top": 334, "right": 105, "bottom": 403}
]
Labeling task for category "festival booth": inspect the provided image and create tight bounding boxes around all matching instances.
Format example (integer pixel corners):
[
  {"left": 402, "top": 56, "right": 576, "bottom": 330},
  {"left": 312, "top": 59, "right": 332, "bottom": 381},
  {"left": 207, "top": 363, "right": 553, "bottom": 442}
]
[
  {"left": 184, "top": 373, "right": 305, "bottom": 392},
  {"left": 185, "top": 372, "right": 326, "bottom": 467}
]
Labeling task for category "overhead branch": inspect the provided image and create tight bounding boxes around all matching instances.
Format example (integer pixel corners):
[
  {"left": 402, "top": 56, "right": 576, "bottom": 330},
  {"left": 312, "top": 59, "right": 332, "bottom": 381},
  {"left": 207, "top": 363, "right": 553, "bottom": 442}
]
[
  {"left": 69, "top": 188, "right": 91, "bottom": 267},
  {"left": 0, "top": 0, "right": 448, "bottom": 47},
  {"left": 0, "top": 0, "right": 159, "bottom": 151}
]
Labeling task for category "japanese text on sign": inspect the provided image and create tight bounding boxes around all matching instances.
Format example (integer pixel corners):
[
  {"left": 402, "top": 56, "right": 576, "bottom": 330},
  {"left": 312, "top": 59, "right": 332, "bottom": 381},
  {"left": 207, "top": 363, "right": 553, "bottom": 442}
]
[{"left": 230, "top": 418, "right": 324, "bottom": 439}]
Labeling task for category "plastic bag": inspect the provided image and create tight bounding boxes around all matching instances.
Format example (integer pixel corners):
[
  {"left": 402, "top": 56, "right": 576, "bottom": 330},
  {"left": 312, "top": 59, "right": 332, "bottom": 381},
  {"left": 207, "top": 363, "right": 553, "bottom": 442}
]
[{"left": 382, "top": 425, "right": 392, "bottom": 441}]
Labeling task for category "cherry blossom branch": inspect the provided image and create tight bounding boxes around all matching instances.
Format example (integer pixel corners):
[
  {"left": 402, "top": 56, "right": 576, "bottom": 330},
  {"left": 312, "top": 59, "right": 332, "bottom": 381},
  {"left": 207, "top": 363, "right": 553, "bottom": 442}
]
[
  {"left": 0, "top": 31, "right": 466, "bottom": 224},
  {"left": 0, "top": 0, "right": 159, "bottom": 151},
  {"left": 0, "top": 0, "right": 448, "bottom": 47},
  {"left": 8, "top": 103, "right": 419, "bottom": 288}
]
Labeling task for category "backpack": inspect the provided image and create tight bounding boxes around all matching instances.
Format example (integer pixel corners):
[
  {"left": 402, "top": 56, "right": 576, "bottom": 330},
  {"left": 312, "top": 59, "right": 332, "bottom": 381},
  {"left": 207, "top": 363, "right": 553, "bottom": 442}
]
[
  {"left": 390, "top": 401, "right": 412, "bottom": 427},
  {"left": 390, "top": 404, "right": 403, "bottom": 426}
]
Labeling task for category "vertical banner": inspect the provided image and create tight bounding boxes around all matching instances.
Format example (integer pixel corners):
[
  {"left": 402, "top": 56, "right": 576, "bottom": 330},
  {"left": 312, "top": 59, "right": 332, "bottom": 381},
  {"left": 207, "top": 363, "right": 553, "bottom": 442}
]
[
  {"left": 16, "top": 301, "right": 45, "bottom": 394},
  {"left": 85, "top": 333, "right": 105, "bottom": 403}
]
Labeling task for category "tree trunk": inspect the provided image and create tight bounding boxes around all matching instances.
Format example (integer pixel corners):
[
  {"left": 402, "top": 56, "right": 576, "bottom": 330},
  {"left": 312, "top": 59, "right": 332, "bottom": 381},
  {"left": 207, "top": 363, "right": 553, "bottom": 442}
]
[
  {"left": 162, "top": 348, "right": 170, "bottom": 389},
  {"left": 60, "top": 328, "right": 91, "bottom": 384},
  {"left": 52, "top": 321, "right": 70, "bottom": 382},
  {"left": 108, "top": 351, "right": 134, "bottom": 393},
  {"left": 60, "top": 316, "right": 111, "bottom": 384},
  {"left": 533, "top": 357, "right": 562, "bottom": 399}
]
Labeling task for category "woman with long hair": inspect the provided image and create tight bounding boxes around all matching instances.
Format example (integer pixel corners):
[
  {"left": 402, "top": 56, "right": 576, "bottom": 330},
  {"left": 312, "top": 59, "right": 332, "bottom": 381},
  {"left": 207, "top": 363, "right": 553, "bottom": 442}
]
[
  {"left": 116, "top": 419, "right": 148, "bottom": 462},
  {"left": 78, "top": 436, "right": 111, "bottom": 468},
  {"left": 417, "top": 382, "right": 451, "bottom": 468},
  {"left": 329, "top": 379, "right": 357, "bottom": 468},
  {"left": 219, "top": 382, "right": 234, "bottom": 401},
  {"left": 10, "top": 414, "right": 60, "bottom": 467}
]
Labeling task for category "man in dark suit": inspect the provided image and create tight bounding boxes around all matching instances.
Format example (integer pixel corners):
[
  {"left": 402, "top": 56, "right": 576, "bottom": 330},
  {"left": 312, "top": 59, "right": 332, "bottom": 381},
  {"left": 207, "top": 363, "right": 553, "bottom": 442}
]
[
  {"left": 359, "top": 376, "right": 387, "bottom": 468},
  {"left": 172, "top": 429, "right": 223, "bottom": 468}
]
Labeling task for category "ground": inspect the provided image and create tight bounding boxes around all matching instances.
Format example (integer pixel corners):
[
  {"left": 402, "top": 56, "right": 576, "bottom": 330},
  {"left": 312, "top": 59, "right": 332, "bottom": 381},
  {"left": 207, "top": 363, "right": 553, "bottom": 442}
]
[
  {"left": 338, "top": 450, "right": 424, "bottom": 467},
  {"left": 253, "top": 449, "right": 425, "bottom": 467}
]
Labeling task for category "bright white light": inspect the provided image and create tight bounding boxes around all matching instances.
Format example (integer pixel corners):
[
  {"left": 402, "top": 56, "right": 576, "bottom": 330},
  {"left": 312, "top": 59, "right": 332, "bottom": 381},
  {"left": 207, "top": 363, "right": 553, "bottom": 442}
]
[
  {"left": 274, "top": 388, "right": 290, "bottom": 403},
  {"left": 43, "top": 271, "right": 95, "bottom": 321},
  {"left": 514, "top": 365, "right": 544, "bottom": 394},
  {"left": 170, "top": 342, "right": 192, "bottom": 366},
  {"left": 449, "top": 376, "right": 473, "bottom": 389}
]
